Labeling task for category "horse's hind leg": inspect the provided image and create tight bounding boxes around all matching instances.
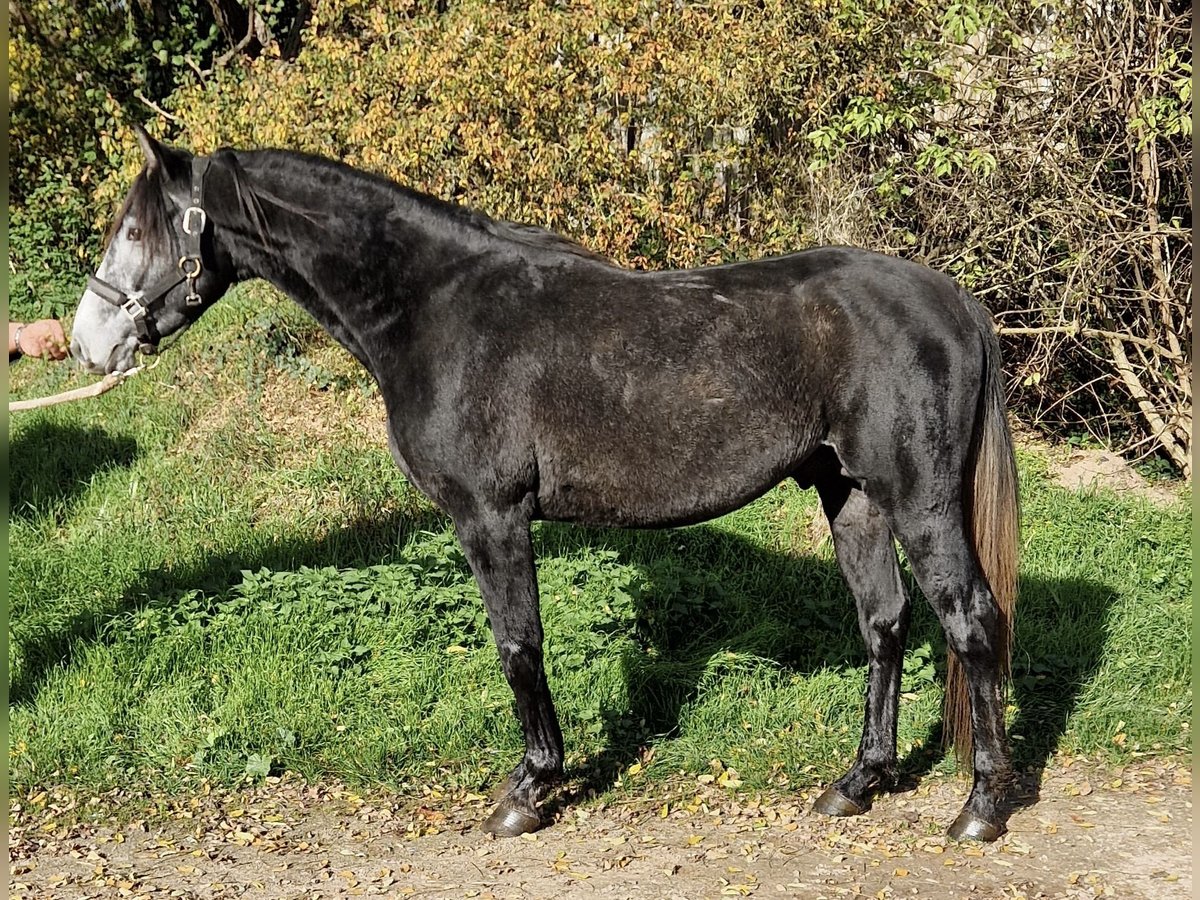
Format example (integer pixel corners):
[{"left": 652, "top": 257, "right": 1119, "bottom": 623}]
[
  {"left": 453, "top": 507, "right": 564, "bottom": 836},
  {"left": 886, "top": 508, "right": 1010, "bottom": 841},
  {"left": 811, "top": 475, "right": 912, "bottom": 818}
]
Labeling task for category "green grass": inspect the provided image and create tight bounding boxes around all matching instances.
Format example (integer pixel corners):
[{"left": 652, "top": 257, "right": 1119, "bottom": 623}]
[{"left": 8, "top": 285, "right": 1192, "bottom": 800}]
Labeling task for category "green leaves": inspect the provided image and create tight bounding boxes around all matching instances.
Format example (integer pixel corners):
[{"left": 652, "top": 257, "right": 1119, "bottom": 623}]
[
  {"left": 317, "top": 638, "right": 373, "bottom": 677},
  {"left": 244, "top": 753, "right": 273, "bottom": 779},
  {"left": 191, "top": 726, "right": 230, "bottom": 767},
  {"left": 941, "top": 2, "right": 987, "bottom": 43},
  {"left": 901, "top": 643, "right": 938, "bottom": 692}
]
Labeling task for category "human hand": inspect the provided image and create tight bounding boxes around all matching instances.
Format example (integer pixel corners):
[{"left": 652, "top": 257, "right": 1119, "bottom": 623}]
[{"left": 16, "top": 319, "right": 69, "bottom": 360}]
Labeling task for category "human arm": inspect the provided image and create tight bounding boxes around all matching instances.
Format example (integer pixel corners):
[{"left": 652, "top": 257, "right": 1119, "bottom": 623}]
[{"left": 9, "top": 319, "right": 69, "bottom": 361}]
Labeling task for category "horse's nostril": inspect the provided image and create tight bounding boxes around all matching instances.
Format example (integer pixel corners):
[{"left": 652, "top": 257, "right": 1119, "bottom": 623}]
[{"left": 69, "top": 338, "right": 83, "bottom": 361}]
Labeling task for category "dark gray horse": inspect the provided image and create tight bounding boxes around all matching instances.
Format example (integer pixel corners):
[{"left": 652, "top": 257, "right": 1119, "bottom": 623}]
[{"left": 70, "top": 127, "right": 1019, "bottom": 841}]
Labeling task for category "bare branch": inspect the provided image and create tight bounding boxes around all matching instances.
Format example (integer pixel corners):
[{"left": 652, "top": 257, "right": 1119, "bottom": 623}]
[
  {"left": 135, "top": 90, "right": 182, "bottom": 124},
  {"left": 996, "top": 324, "right": 1185, "bottom": 361}
]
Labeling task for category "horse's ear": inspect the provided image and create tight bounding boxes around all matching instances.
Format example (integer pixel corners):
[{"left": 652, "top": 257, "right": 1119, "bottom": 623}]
[
  {"left": 133, "top": 124, "right": 190, "bottom": 182},
  {"left": 134, "top": 124, "right": 166, "bottom": 173}
]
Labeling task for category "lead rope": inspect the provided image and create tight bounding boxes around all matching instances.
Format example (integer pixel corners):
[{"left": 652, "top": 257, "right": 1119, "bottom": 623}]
[{"left": 9, "top": 356, "right": 162, "bottom": 412}]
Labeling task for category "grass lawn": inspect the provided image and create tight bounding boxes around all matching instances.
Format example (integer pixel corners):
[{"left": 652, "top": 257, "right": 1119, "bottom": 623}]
[{"left": 8, "top": 285, "right": 1192, "bottom": 801}]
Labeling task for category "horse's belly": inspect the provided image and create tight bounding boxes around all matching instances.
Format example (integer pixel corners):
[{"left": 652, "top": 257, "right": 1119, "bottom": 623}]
[
  {"left": 527, "top": 321, "right": 825, "bottom": 526},
  {"left": 535, "top": 433, "right": 807, "bottom": 528}
]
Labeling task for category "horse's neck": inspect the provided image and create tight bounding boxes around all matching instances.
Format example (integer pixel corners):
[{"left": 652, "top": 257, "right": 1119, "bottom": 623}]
[{"left": 219, "top": 156, "right": 443, "bottom": 369}]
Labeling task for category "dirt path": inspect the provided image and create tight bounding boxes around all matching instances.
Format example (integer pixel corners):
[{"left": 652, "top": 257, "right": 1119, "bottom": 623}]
[{"left": 11, "top": 760, "right": 1190, "bottom": 900}]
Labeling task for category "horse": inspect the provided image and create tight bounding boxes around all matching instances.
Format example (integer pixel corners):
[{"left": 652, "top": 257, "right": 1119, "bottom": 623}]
[{"left": 70, "top": 126, "right": 1019, "bottom": 841}]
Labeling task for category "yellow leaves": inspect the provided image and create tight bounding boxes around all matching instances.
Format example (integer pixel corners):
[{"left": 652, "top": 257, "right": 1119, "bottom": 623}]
[
  {"left": 719, "top": 872, "right": 759, "bottom": 895},
  {"left": 717, "top": 768, "right": 744, "bottom": 789},
  {"left": 549, "top": 851, "right": 591, "bottom": 880},
  {"left": 700, "top": 759, "right": 745, "bottom": 790},
  {"left": 79, "top": 0, "right": 830, "bottom": 268},
  {"left": 373, "top": 867, "right": 397, "bottom": 887},
  {"left": 1002, "top": 839, "right": 1032, "bottom": 856}
]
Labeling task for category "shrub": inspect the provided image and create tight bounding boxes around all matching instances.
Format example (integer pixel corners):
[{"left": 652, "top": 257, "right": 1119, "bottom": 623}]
[{"left": 21, "top": 0, "right": 1192, "bottom": 471}]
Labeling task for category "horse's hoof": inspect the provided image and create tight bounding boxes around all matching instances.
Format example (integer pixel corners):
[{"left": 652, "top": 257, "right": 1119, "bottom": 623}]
[
  {"left": 481, "top": 801, "right": 541, "bottom": 837},
  {"left": 947, "top": 811, "right": 1004, "bottom": 842},
  {"left": 813, "top": 786, "right": 868, "bottom": 818}
]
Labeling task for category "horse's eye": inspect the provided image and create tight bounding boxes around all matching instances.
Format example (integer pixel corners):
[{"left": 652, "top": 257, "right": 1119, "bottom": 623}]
[{"left": 127, "top": 227, "right": 142, "bottom": 241}]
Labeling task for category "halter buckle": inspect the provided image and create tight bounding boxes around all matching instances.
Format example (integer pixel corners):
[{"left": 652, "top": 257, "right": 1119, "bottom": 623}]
[
  {"left": 179, "top": 256, "right": 202, "bottom": 278},
  {"left": 121, "top": 295, "right": 147, "bottom": 319},
  {"left": 182, "top": 206, "right": 207, "bottom": 236}
]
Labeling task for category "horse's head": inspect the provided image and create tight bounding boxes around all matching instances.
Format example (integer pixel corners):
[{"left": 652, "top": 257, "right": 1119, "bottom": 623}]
[{"left": 71, "top": 126, "right": 233, "bottom": 374}]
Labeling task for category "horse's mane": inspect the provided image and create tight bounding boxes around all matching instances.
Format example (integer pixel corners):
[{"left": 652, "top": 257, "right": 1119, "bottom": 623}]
[
  {"left": 477, "top": 218, "right": 615, "bottom": 266},
  {"left": 114, "top": 148, "right": 614, "bottom": 271},
  {"left": 242, "top": 149, "right": 616, "bottom": 266}
]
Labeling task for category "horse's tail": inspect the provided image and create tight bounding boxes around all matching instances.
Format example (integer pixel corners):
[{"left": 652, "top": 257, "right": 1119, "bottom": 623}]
[{"left": 944, "top": 294, "right": 1020, "bottom": 767}]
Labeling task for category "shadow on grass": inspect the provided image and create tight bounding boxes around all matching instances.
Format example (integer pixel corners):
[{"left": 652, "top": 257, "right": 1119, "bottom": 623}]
[
  {"left": 7, "top": 503, "right": 446, "bottom": 706},
  {"left": 531, "top": 523, "right": 1117, "bottom": 824},
  {"left": 9, "top": 421, "right": 139, "bottom": 521},
  {"left": 12, "top": 494, "right": 1115, "bottom": 825}
]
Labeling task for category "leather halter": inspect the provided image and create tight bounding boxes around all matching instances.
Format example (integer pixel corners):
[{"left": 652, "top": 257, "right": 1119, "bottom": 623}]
[{"left": 87, "top": 156, "right": 212, "bottom": 352}]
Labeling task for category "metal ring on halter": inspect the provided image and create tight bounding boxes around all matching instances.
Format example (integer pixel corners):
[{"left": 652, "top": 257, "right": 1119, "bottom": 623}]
[{"left": 180, "top": 256, "right": 204, "bottom": 306}]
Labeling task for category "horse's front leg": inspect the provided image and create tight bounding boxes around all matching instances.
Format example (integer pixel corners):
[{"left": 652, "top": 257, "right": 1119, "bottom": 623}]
[{"left": 454, "top": 508, "right": 564, "bottom": 837}]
